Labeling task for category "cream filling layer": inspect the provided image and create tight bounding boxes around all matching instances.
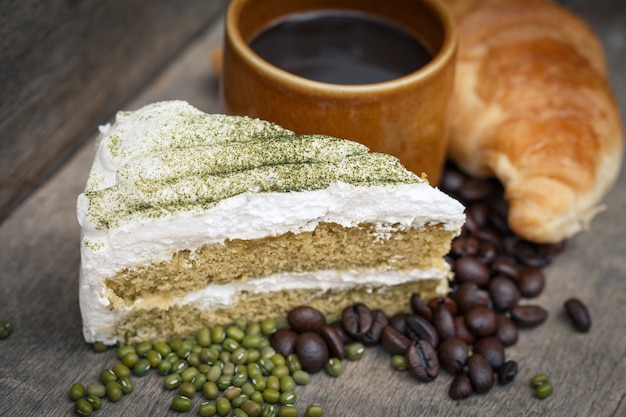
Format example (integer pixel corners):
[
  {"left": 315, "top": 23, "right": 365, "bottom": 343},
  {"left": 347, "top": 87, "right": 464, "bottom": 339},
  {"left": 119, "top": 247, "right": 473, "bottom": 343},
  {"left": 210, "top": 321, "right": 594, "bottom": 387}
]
[{"left": 81, "top": 267, "right": 451, "bottom": 344}]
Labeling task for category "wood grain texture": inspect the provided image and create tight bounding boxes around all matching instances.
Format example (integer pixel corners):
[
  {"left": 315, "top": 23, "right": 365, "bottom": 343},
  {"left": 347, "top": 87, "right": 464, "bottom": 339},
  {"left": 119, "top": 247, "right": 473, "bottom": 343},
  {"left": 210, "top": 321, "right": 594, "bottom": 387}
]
[
  {"left": 0, "top": 2, "right": 625, "bottom": 416},
  {"left": 0, "top": 0, "right": 229, "bottom": 223}
]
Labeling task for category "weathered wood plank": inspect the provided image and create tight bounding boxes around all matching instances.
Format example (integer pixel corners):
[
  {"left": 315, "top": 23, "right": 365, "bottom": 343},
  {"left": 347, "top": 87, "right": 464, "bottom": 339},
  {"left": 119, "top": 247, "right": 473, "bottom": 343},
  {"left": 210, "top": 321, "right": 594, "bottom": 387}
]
[
  {"left": 0, "top": 1, "right": 625, "bottom": 416},
  {"left": 0, "top": 0, "right": 229, "bottom": 223}
]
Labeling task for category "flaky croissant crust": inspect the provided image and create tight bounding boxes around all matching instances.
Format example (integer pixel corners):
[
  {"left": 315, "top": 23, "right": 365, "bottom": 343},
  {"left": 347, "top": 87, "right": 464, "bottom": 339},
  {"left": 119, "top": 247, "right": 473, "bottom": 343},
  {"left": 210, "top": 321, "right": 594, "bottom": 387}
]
[{"left": 442, "top": 0, "right": 623, "bottom": 243}]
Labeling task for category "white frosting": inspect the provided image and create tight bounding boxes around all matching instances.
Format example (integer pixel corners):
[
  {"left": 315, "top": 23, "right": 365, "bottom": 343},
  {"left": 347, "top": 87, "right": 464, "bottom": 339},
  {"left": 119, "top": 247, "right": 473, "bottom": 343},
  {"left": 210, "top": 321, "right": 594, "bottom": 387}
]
[{"left": 77, "top": 101, "right": 465, "bottom": 343}]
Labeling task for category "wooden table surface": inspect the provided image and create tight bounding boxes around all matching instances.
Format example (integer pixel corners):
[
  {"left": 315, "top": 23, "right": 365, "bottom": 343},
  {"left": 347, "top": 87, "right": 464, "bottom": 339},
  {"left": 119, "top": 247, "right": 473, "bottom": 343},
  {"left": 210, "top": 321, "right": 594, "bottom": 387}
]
[{"left": 1, "top": 1, "right": 625, "bottom": 416}]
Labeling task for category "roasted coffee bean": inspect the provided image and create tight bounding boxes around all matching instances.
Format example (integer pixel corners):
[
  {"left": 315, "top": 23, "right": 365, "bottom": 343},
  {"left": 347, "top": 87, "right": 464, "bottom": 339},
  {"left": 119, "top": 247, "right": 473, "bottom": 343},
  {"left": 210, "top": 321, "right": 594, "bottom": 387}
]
[
  {"left": 489, "top": 276, "right": 521, "bottom": 312},
  {"left": 330, "top": 321, "right": 352, "bottom": 343},
  {"left": 437, "top": 337, "right": 468, "bottom": 375},
  {"left": 497, "top": 360, "right": 518, "bottom": 385},
  {"left": 319, "top": 325, "right": 345, "bottom": 360},
  {"left": 405, "top": 315, "right": 439, "bottom": 348},
  {"left": 270, "top": 328, "right": 298, "bottom": 357},
  {"left": 295, "top": 332, "right": 329, "bottom": 373},
  {"left": 473, "top": 337, "right": 505, "bottom": 370},
  {"left": 410, "top": 294, "right": 433, "bottom": 322},
  {"left": 362, "top": 310, "right": 388, "bottom": 346},
  {"left": 388, "top": 313, "right": 408, "bottom": 335},
  {"left": 513, "top": 239, "right": 552, "bottom": 268},
  {"left": 428, "top": 297, "right": 458, "bottom": 316},
  {"left": 473, "top": 227, "right": 502, "bottom": 246},
  {"left": 517, "top": 267, "right": 545, "bottom": 298},
  {"left": 450, "top": 236, "right": 481, "bottom": 258},
  {"left": 564, "top": 298, "right": 591, "bottom": 332},
  {"left": 457, "top": 178, "right": 498, "bottom": 202},
  {"left": 406, "top": 340, "right": 439, "bottom": 382},
  {"left": 287, "top": 306, "right": 326, "bottom": 333},
  {"left": 433, "top": 305, "right": 456, "bottom": 341},
  {"left": 477, "top": 241, "right": 498, "bottom": 265},
  {"left": 341, "top": 303, "right": 373, "bottom": 339},
  {"left": 453, "top": 315, "right": 475, "bottom": 344},
  {"left": 490, "top": 256, "right": 519, "bottom": 280},
  {"left": 466, "top": 204, "right": 490, "bottom": 231},
  {"left": 465, "top": 306, "right": 497, "bottom": 337},
  {"left": 510, "top": 304, "right": 548, "bottom": 328},
  {"left": 453, "top": 282, "right": 490, "bottom": 313},
  {"left": 454, "top": 256, "right": 490, "bottom": 287},
  {"left": 467, "top": 353, "right": 494, "bottom": 393},
  {"left": 449, "top": 373, "right": 473, "bottom": 401},
  {"left": 494, "top": 315, "right": 518, "bottom": 347},
  {"left": 381, "top": 326, "right": 411, "bottom": 355},
  {"left": 440, "top": 166, "right": 466, "bottom": 194}
]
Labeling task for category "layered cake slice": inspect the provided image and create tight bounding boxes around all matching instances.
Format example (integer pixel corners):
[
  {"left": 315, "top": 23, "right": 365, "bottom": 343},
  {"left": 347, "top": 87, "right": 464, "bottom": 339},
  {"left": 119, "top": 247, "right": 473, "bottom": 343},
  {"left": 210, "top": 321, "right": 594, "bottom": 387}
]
[{"left": 77, "top": 101, "right": 465, "bottom": 344}]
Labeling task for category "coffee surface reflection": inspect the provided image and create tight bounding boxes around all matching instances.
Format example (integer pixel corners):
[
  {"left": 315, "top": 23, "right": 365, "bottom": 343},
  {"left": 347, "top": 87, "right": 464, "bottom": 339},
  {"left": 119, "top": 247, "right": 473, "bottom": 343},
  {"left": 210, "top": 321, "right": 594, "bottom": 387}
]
[{"left": 249, "top": 12, "right": 432, "bottom": 85}]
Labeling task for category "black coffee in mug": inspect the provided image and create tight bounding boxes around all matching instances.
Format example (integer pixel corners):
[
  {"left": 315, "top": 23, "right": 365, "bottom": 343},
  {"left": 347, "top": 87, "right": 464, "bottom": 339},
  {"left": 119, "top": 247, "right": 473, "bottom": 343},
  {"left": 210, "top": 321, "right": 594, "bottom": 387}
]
[{"left": 249, "top": 11, "right": 432, "bottom": 85}]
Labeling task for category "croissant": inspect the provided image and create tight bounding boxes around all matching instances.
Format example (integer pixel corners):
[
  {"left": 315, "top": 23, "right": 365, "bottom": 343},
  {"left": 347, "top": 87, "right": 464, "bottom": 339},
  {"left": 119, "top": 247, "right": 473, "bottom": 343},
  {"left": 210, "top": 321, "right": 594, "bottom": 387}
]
[{"left": 441, "top": 0, "right": 623, "bottom": 243}]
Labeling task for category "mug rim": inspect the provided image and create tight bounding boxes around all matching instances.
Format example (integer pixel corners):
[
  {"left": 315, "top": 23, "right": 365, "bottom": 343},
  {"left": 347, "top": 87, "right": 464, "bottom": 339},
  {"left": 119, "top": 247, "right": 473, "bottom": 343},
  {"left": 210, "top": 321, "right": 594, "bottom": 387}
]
[{"left": 225, "top": 0, "right": 457, "bottom": 94}]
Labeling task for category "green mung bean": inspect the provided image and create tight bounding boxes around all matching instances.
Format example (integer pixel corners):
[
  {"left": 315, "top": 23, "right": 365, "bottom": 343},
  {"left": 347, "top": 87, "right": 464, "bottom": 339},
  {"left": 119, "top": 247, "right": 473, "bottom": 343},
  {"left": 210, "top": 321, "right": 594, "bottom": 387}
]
[
  {"left": 246, "top": 322, "right": 261, "bottom": 337},
  {"left": 270, "top": 353, "right": 286, "bottom": 367},
  {"left": 116, "top": 345, "right": 135, "bottom": 360},
  {"left": 232, "top": 393, "right": 249, "bottom": 409},
  {"left": 232, "top": 347, "right": 248, "bottom": 364},
  {"left": 176, "top": 341, "right": 193, "bottom": 359},
  {"left": 178, "top": 381, "right": 196, "bottom": 398},
  {"left": 133, "top": 358, "right": 151, "bottom": 377},
  {"left": 192, "top": 373, "right": 208, "bottom": 391},
  {"left": 198, "top": 363, "right": 212, "bottom": 375},
  {"left": 241, "top": 382, "right": 255, "bottom": 397},
  {"left": 227, "top": 326, "right": 245, "bottom": 342},
  {"left": 247, "top": 349, "right": 261, "bottom": 364},
  {"left": 203, "top": 381, "right": 220, "bottom": 399},
  {"left": 345, "top": 342, "right": 365, "bottom": 361},
  {"left": 391, "top": 354, "right": 408, "bottom": 371},
  {"left": 181, "top": 366, "right": 199, "bottom": 382},
  {"left": 216, "top": 397, "right": 232, "bottom": 416},
  {"left": 223, "top": 337, "right": 240, "bottom": 353},
  {"left": 263, "top": 388, "right": 280, "bottom": 404},
  {"left": 164, "top": 373, "right": 183, "bottom": 390},
  {"left": 123, "top": 354, "right": 141, "bottom": 370},
  {"left": 86, "top": 384, "right": 106, "bottom": 398},
  {"left": 279, "top": 375, "right": 295, "bottom": 392},
  {"left": 232, "top": 408, "right": 249, "bottom": 417},
  {"left": 535, "top": 382, "right": 554, "bottom": 399},
  {"left": 217, "top": 374, "right": 233, "bottom": 390},
  {"left": 207, "top": 364, "right": 222, "bottom": 382},
  {"left": 197, "top": 327, "right": 212, "bottom": 347},
  {"left": 173, "top": 359, "right": 189, "bottom": 374},
  {"left": 199, "top": 401, "right": 217, "bottom": 417},
  {"left": 224, "top": 386, "right": 242, "bottom": 401},
  {"left": 69, "top": 383, "right": 85, "bottom": 401},
  {"left": 220, "top": 351, "right": 232, "bottom": 364},
  {"left": 235, "top": 318, "right": 248, "bottom": 331},
  {"left": 154, "top": 341, "right": 172, "bottom": 356},
  {"left": 279, "top": 390, "right": 297, "bottom": 405},
  {"left": 223, "top": 362, "right": 236, "bottom": 376},
  {"left": 277, "top": 404, "right": 298, "bottom": 417},
  {"left": 188, "top": 351, "right": 202, "bottom": 367},
  {"left": 261, "top": 404, "right": 277, "bottom": 417},
  {"left": 266, "top": 375, "right": 280, "bottom": 391},
  {"left": 250, "top": 391, "right": 264, "bottom": 405},
  {"left": 260, "top": 319, "right": 277, "bottom": 335},
  {"left": 85, "top": 394, "right": 102, "bottom": 411},
  {"left": 74, "top": 398, "right": 93, "bottom": 417},
  {"left": 531, "top": 373, "right": 550, "bottom": 388},
  {"left": 171, "top": 395, "right": 192, "bottom": 412},
  {"left": 135, "top": 341, "right": 152, "bottom": 356},
  {"left": 272, "top": 365, "right": 290, "bottom": 379},
  {"left": 305, "top": 403, "right": 324, "bottom": 417},
  {"left": 248, "top": 363, "right": 262, "bottom": 378},
  {"left": 92, "top": 342, "right": 107, "bottom": 353},
  {"left": 258, "top": 358, "right": 275, "bottom": 375},
  {"left": 105, "top": 381, "right": 123, "bottom": 402},
  {"left": 241, "top": 399, "right": 262, "bottom": 417},
  {"left": 99, "top": 369, "right": 117, "bottom": 384},
  {"left": 118, "top": 376, "right": 133, "bottom": 395},
  {"left": 201, "top": 347, "right": 220, "bottom": 364},
  {"left": 233, "top": 372, "right": 248, "bottom": 387},
  {"left": 157, "top": 359, "right": 172, "bottom": 376},
  {"left": 286, "top": 354, "right": 301, "bottom": 373},
  {"left": 292, "top": 370, "right": 310, "bottom": 385},
  {"left": 212, "top": 326, "right": 226, "bottom": 344},
  {"left": 146, "top": 350, "right": 162, "bottom": 367},
  {"left": 260, "top": 346, "right": 276, "bottom": 360},
  {"left": 112, "top": 363, "right": 131, "bottom": 378},
  {"left": 165, "top": 352, "right": 180, "bottom": 364}
]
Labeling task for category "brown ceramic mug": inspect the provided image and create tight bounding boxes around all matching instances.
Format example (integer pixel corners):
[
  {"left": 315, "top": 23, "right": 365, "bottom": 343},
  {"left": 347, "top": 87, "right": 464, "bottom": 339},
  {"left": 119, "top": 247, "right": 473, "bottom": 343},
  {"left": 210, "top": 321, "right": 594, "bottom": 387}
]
[{"left": 221, "top": 0, "right": 457, "bottom": 184}]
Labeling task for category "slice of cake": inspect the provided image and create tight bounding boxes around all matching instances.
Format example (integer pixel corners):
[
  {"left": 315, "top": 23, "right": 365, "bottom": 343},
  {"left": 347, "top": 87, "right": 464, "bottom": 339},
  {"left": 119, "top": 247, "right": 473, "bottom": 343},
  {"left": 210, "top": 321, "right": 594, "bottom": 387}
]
[{"left": 77, "top": 100, "right": 465, "bottom": 345}]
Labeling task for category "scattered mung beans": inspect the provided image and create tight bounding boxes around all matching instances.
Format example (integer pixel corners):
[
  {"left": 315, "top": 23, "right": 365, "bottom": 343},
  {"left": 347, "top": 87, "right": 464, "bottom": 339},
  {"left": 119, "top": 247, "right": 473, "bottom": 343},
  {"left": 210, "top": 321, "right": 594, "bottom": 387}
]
[
  {"left": 305, "top": 403, "right": 324, "bottom": 417},
  {"left": 74, "top": 398, "right": 93, "bottom": 417},
  {"left": 171, "top": 395, "right": 192, "bottom": 411}
]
